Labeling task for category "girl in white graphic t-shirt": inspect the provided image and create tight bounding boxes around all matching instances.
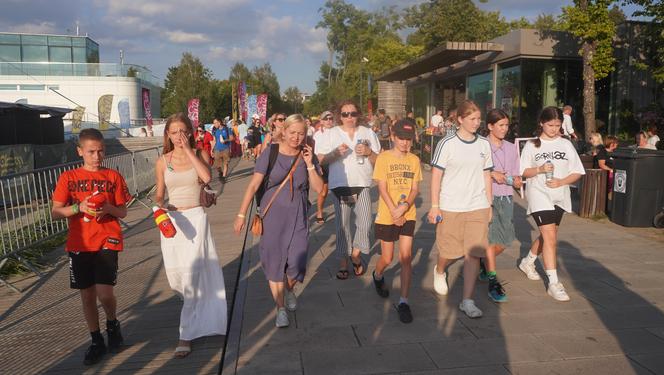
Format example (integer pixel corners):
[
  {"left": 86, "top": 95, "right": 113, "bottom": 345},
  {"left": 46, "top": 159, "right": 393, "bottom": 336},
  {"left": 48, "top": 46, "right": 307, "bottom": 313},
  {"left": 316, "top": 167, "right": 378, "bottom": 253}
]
[{"left": 518, "top": 106, "right": 585, "bottom": 302}]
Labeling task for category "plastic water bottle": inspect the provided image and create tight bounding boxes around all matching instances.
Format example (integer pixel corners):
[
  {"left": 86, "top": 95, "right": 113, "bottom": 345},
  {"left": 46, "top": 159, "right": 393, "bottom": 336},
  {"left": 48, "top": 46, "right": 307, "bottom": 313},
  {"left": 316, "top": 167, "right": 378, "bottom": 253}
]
[
  {"left": 356, "top": 139, "right": 365, "bottom": 164},
  {"left": 506, "top": 175, "right": 514, "bottom": 186},
  {"left": 153, "top": 206, "right": 177, "bottom": 238},
  {"left": 544, "top": 161, "right": 554, "bottom": 181},
  {"left": 435, "top": 215, "right": 443, "bottom": 223}
]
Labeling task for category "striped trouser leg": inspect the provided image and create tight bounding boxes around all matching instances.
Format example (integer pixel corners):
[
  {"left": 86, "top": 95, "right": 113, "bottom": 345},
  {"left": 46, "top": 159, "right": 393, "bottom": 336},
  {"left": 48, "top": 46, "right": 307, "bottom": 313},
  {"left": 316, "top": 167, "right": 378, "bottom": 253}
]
[
  {"left": 332, "top": 193, "right": 353, "bottom": 257},
  {"left": 352, "top": 187, "right": 372, "bottom": 254}
]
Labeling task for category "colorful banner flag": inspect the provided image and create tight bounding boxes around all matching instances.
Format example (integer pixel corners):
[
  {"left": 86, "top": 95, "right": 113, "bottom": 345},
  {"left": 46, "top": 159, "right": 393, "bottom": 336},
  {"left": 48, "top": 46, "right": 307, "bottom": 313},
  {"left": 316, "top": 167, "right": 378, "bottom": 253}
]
[
  {"left": 257, "top": 94, "right": 268, "bottom": 124},
  {"left": 247, "top": 95, "right": 257, "bottom": 125},
  {"left": 238, "top": 81, "right": 247, "bottom": 122},
  {"left": 97, "top": 94, "right": 113, "bottom": 131},
  {"left": 142, "top": 88, "right": 153, "bottom": 131},
  {"left": 118, "top": 99, "right": 131, "bottom": 130},
  {"left": 232, "top": 84, "right": 238, "bottom": 122},
  {"left": 71, "top": 106, "right": 85, "bottom": 134},
  {"left": 188, "top": 98, "right": 200, "bottom": 128}
]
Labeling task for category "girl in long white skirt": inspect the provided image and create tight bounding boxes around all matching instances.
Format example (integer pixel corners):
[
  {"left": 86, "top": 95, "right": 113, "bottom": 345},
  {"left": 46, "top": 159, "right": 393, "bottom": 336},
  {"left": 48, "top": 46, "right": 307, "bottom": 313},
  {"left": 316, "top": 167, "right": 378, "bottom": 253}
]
[{"left": 155, "top": 113, "right": 227, "bottom": 358}]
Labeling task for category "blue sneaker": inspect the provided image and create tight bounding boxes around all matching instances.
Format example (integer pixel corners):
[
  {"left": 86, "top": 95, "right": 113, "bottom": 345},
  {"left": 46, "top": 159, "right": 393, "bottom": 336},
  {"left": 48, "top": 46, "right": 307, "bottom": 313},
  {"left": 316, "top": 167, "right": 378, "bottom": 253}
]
[
  {"left": 478, "top": 259, "right": 489, "bottom": 282},
  {"left": 488, "top": 279, "right": 508, "bottom": 303}
]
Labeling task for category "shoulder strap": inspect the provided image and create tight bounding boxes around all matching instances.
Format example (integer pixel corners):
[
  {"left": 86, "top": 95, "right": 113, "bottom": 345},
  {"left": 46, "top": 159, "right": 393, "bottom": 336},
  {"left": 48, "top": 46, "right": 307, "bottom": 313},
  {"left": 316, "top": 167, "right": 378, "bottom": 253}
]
[
  {"left": 261, "top": 153, "right": 301, "bottom": 218},
  {"left": 255, "top": 143, "right": 281, "bottom": 207}
]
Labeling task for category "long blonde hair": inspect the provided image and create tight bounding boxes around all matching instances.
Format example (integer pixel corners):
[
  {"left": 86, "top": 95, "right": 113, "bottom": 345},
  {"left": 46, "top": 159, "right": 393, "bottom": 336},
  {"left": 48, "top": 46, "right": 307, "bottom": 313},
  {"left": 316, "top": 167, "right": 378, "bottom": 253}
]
[{"left": 163, "top": 113, "right": 195, "bottom": 153}]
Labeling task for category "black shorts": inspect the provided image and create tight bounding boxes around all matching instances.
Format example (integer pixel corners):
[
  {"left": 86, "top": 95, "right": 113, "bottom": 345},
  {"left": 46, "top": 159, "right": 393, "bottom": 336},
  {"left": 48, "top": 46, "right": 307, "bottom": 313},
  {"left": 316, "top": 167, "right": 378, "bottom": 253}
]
[
  {"left": 68, "top": 249, "right": 119, "bottom": 289},
  {"left": 375, "top": 221, "right": 416, "bottom": 242},
  {"left": 531, "top": 205, "right": 565, "bottom": 227},
  {"left": 321, "top": 165, "right": 329, "bottom": 183}
]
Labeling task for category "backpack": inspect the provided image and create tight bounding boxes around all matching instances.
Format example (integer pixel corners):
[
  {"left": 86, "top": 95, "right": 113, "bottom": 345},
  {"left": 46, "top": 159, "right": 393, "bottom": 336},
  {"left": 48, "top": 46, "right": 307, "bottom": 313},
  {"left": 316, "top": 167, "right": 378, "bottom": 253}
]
[{"left": 254, "top": 143, "right": 280, "bottom": 208}]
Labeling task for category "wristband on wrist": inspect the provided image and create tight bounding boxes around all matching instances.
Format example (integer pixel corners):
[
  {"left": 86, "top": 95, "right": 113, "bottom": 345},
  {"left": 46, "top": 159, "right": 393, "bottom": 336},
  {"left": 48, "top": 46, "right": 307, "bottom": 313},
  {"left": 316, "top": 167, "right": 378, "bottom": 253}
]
[
  {"left": 71, "top": 203, "right": 80, "bottom": 215},
  {"left": 431, "top": 204, "right": 439, "bottom": 208},
  {"left": 237, "top": 213, "right": 245, "bottom": 218},
  {"left": 307, "top": 165, "right": 315, "bottom": 171}
]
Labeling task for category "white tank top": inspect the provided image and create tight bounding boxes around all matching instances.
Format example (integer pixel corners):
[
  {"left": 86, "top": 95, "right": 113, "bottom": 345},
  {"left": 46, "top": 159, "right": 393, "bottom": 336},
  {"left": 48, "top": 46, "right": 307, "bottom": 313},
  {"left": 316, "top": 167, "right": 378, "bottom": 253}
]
[{"left": 164, "top": 159, "right": 200, "bottom": 208}]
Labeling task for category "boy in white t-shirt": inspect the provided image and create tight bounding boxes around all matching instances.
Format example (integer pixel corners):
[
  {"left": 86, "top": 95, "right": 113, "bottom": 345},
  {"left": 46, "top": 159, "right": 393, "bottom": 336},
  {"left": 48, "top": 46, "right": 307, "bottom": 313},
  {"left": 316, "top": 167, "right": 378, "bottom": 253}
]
[
  {"left": 429, "top": 100, "right": 493, "bottom": 319},
  {"left": 518, "top": 106, "right": 585, "bottom": 302}
]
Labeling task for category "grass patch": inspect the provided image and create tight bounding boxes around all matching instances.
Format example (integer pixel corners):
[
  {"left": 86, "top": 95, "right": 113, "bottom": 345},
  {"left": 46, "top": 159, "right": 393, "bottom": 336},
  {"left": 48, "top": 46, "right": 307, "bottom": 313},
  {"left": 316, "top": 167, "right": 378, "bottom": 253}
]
[
  {"left": 0, "top": 232, "right": 67, "bottom": 278},
  {"left": 589, "top": 212, "right": 609, "bottom": 221}
]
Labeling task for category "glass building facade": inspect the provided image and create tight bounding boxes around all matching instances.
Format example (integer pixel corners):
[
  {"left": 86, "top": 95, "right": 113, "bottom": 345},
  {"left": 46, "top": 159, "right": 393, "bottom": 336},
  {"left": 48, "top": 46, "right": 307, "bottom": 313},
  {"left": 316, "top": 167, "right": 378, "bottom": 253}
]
[{"left": 0, "top": 33, "right": 99, "bottom": 64}]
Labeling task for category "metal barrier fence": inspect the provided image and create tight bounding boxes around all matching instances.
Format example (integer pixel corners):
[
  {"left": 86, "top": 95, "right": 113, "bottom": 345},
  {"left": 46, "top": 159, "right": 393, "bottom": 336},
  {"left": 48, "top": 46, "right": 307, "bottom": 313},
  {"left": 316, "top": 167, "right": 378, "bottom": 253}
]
[{"left": 0, "top": 146, "right": 161, "bottom": 292}]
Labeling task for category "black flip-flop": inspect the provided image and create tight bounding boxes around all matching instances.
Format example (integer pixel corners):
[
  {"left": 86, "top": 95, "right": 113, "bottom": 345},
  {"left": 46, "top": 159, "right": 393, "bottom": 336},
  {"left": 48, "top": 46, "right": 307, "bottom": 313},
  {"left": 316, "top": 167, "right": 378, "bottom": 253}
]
[
  {"left": 336, "top": 269, "right": 349, "bottom": 280},
  {"left": 315, "top": 216, "right": 325, "bottom": 224},
  {"left": 351, "top": 259, "right": 365, "bottom": 276}
]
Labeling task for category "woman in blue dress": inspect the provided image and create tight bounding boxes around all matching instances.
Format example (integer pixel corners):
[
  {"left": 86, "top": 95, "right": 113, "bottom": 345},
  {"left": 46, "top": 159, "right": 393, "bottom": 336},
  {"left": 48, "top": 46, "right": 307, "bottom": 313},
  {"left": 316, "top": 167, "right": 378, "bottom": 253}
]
[{"left": 234, "top": 114, "right": 324, "bottom": 328}]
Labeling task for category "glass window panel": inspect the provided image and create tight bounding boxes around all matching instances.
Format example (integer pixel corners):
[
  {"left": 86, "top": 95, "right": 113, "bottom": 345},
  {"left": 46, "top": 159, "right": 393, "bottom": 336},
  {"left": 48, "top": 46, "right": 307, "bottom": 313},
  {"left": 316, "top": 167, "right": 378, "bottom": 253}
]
[
  {"left": 86, "top": 42, "right": 99, "bottom": 63},
  {"left": 72, "top": 37, "right": 86, "bottom": 47},
  {"left": 0, "top": 34, "right": 21, "bottom": 44},
  {"left": 496, "top": 63, "right": 521, "bottom": 122},
  {"left": 48, "top": 36, "right": 71, "bottom": 46},
  {"left": 20, "top": 84, "right": 45, "bottom": 90},
  {"left": 49, "top": 46, "right": 72, "bottom": 62},
  {"left": 0, "top": 45, "right": 21, "bottom": 61},
  {"left": 21, "top": 35, "right": 47, "bottom": 45},
  {"left": 467, "top": 71, "right": 493, "bottom": 120},
  {"left": 21, "top": 45, "right": 48, "bottom": 62},
  {"left": 72, "top": 47, "right": 86, "bottom": 63},
  {"left": 0, "top": 84, "right": 18, "bottom": 90}
]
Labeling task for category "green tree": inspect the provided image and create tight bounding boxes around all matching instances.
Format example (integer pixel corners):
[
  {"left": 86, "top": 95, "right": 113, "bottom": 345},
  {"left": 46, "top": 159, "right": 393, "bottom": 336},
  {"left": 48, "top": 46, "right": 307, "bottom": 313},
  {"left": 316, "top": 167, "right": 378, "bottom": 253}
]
[
  {"left": 626, "top": 0, "right": 664, "bottom": 83},
  {"left": 533, "top": 13, "right": 564, "bottom": 32},
  {"left": 283, "top": 86, "right": 304, "bottom": 113},
  {"left": 561, "top": 0, "right": 617, "bottom": 140},
  {"left": 161, "top": 52, "right": 213, "bottom": 118}
]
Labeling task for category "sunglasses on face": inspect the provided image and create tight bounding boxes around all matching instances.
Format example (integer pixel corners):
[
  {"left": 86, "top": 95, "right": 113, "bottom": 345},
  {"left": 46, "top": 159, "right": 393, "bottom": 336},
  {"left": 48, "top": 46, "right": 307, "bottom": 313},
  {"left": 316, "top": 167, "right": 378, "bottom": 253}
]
[
  {"left": 322, "top": 116, "right": 333, "bottom": 121},
  {"left": 275, "top": 117, "right": 286, "bottom": 122},
  {"left": 340, "top": 111, "right": 359, "bottom": 118}
]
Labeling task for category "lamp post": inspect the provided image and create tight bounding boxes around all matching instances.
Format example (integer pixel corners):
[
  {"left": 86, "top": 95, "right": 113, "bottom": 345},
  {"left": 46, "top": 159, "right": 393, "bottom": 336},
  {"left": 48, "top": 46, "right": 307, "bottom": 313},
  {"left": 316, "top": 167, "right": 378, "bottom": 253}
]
[{"left": 360, "top": 57, "right": 368, "bottom": 112}]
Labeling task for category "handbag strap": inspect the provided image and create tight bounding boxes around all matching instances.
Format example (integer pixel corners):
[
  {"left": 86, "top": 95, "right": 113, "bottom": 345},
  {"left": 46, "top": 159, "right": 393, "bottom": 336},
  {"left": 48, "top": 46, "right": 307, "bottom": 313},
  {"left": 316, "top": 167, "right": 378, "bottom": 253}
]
[{"left": 260, "top": 153, "right": 302, "bottom": 218}]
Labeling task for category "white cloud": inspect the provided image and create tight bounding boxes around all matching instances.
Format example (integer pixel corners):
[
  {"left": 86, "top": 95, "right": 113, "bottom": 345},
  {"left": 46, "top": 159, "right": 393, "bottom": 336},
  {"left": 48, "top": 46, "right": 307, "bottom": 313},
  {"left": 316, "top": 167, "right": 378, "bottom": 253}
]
[
  {"left": 6, "top": 21, "right": 58, "bottom": 34},
  {"left": 165, "top": 30, "right": 210, "bottom": 44}
]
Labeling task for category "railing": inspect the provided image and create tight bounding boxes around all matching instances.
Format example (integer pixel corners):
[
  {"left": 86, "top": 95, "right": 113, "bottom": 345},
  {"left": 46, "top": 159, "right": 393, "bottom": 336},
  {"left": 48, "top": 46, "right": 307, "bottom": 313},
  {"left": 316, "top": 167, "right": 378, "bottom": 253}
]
[
  {"left": 0, "top": 62, "right": 162, "bottom": 86},
  {"left": 0, "top": 147, "right": 161, "bottom": 292}
]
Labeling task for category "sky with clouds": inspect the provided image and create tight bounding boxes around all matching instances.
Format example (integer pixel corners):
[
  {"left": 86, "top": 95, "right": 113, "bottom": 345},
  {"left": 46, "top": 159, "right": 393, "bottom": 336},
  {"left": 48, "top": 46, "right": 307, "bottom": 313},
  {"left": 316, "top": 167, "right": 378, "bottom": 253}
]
[{"left": 1, "top": 0, "right": 636, "bottom": 93}]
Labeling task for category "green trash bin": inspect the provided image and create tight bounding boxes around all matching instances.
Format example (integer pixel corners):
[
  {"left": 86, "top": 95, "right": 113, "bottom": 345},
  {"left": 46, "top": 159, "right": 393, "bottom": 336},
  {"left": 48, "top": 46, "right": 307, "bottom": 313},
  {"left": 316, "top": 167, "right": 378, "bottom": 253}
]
[{"left": 610, "top": 148, "right": 664, "bottom": 227}]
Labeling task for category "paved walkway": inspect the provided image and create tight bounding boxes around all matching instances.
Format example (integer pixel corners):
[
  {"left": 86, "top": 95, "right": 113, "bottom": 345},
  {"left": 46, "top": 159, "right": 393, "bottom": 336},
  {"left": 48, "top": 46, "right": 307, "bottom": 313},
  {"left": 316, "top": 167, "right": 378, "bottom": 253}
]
[
  {"left": 2, "top": 158, "right": 664, "bottom": 374},
  {"left": 222, "top": 165, "right": 664, "bottom": 375}
]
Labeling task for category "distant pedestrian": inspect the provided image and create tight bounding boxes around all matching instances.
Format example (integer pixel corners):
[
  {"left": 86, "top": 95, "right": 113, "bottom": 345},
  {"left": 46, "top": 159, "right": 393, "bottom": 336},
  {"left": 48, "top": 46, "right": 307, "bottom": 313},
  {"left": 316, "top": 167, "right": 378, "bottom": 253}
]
[
  {"left": 429, "top": 100, "right": 493, "bottom": 319},
  {"left": 194, "top": 124, "right": 213, "bottom": 163},
  {"left": 312, "top": 110, "right": 334, "bottom": 224},
  {"left": 561, "top": 105, "right": 578, "bottom": 140},
  {"left": 646, "top": 125, "right": 660, "bottom": 149},
  {"left": 211, "top": 117, "right": 232, "bottom": 182},
  {"left": 444, "top": 108, "right": 457, "bottom": 137},
  {"left": 636, "top": 130, "right": 656, "bottom": 150},
  {"left": 234, "top": 114, "right": 324, "bottom": 328},
  {"left": 518, "top": 107, "right": 585, "bottom": 302},
  {"left": 479, "top": 109, "right": 522, "bottom": 303},
  {"left": 375, "top": 108, "right": 392, "bottom": 150},
  {"left": 371, "top": 118, "right": 422, "bottom": 324},
  {"left": 430, "top": 109, "right": 444, "bottom": 132},
  {"left": 316, "top": 100, "right": 381, "bottom": 280}
]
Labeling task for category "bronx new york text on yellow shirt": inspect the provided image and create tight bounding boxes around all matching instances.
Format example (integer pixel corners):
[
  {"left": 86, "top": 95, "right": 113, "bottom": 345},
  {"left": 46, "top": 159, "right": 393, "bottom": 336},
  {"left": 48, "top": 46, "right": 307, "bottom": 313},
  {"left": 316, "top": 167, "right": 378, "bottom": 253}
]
[{"left": 373, "top": 151, "right": 422, "bottom": 225}]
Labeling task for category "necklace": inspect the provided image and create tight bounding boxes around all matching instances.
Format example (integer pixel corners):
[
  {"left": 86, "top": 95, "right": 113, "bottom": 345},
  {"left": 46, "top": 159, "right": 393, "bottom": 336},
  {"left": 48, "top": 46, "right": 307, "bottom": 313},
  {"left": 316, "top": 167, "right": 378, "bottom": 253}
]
[{"left": 167, "top": 152, "right": 175, "bottom": 171}]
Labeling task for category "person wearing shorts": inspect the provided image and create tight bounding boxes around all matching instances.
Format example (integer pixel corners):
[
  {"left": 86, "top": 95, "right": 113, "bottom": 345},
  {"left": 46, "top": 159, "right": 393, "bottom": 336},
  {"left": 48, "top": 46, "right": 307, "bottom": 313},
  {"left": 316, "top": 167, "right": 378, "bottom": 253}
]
[
  {"left": 429, "top": 100, "right": 493, "bottom": 319},
  {"left": 518, "top": 107, "right": 585, "bottom": 302},
  {"left": 211, "top": 117, "right": 232, "bottom": 182},
  {"left": 312, "top": 110, "right": 334, "bottom": 223},
  {"left": 371, "top": 119, "right": 422, "bottom": 323},
  {"left": 51, "top": 128, "right": 132, "bottom": 365},
  {"left": 478, "top": 109, "right": 523, "bottom": 303}
]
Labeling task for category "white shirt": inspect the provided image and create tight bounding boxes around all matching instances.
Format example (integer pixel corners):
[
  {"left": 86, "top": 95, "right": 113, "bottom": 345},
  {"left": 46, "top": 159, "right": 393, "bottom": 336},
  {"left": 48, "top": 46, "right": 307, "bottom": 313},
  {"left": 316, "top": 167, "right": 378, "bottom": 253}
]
[
  {"left": 431, "top": 114, "right": 444, "bottom": 128},
  {"left": 647, "top": 135, "right": 660, "bottom": 147},
  {"left": 431, "top": 134, "right": 493, "bottom": 212},
  {"left": 238, "top": 123, "right": 248, "bottom": 140},
  {"left": 562, "top": 114, "right": 575, "bottom": 136},
  {"left": 316, "top": 125, "right": 381, "bottom": 189},
  {"left": 519, "top": 137, "right": 585, "bottom": 214}
]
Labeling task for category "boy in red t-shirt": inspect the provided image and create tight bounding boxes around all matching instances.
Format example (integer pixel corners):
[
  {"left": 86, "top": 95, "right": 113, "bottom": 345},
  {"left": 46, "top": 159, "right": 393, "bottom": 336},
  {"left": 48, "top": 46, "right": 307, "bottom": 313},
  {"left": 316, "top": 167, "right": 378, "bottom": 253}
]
[{"left": 51, "top": 128, "right": 132, "bottom": 365}]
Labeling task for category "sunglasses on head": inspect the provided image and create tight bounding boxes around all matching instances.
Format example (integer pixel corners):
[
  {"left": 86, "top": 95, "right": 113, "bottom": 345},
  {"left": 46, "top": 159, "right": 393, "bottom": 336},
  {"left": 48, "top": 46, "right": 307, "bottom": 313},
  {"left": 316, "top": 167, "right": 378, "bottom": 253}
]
[
  {"left": 275, "top": 117, "right": 286, "bottom": 122},
  {"left": 340, "top": 111, "right": 359, "bottom": 118}
]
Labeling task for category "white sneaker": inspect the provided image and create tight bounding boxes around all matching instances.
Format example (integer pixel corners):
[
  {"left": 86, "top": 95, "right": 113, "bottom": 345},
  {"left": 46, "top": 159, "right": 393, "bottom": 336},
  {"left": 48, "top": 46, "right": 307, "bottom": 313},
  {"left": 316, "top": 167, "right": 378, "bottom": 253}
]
[
  {"left": 459, "top": 299, "right": 483, "bottom": 318},
  {"left": 518, "top": 259, "right": 541, "bottom": 281},
  {"left": 285, "top": 289, "right": 297, "bottom": 311},
  {"left": 547, "top": 282, "right": 571, "bottom": 302},
  {"left": 275, "top": 307, "right": 289, "bottom": 328},
  {"left": 433, "top": 265, "right": 448, "bottom": 295}
]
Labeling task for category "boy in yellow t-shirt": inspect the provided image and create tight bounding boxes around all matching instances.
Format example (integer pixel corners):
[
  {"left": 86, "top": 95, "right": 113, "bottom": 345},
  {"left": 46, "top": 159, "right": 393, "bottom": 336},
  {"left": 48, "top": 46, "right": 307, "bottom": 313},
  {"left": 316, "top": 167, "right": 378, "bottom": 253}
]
[{"left": 371, "top": 119, "right": 422, "bottom": 324}]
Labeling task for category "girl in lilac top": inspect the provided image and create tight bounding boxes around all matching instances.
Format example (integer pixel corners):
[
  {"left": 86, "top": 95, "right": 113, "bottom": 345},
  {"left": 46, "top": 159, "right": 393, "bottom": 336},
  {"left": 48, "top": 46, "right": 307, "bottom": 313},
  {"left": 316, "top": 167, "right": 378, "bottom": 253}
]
[{"left": 480, "top": 109, "right": 522, "bottom": 303}]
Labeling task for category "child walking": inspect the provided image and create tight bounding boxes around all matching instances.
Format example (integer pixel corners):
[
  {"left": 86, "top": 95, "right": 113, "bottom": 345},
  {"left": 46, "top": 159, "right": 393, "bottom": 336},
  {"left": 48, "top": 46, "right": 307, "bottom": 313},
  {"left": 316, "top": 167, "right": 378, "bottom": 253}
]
[
  {"left": 371, "top": 119, "right": 422, "bottom": 324},
  {"left": 479, "top": 109, "right": 522, "bottom": 303},
  {"left": 51, "top": 128, "right": 132, "bottom": 365},
  {"left": 518, "top": 107, "right": 585, "bottom": 301},
  {"left": 429, "top": 100, "right": 493, "bottom": 318}
]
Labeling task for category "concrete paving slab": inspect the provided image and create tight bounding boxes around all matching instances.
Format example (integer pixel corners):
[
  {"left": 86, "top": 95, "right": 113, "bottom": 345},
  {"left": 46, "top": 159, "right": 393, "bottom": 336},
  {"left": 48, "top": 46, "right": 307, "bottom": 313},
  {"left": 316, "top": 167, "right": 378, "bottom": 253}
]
[
  {"left": 534, "top": 328, "right": 664, "bottom": 358},
  {"left": 507, "top": 356, "right": 653, "bottom": 375}
]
